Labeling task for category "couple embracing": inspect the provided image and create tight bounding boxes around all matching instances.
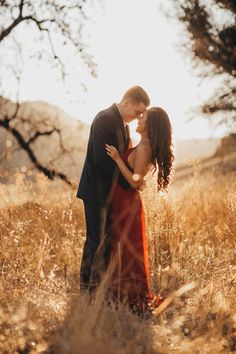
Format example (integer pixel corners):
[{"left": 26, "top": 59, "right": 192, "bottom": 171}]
[{"left": 77, "top": 86, "right": 174, "bottom": 313}]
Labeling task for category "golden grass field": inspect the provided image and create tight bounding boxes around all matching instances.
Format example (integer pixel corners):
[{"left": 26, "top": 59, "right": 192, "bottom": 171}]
[{"left": 0, "top": 169, "right": 235, "bottom": 354}]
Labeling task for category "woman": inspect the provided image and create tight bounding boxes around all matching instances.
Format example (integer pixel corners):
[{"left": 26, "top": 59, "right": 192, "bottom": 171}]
[{"left": 105, "top": 107, "right": 174, "bottom": 313}]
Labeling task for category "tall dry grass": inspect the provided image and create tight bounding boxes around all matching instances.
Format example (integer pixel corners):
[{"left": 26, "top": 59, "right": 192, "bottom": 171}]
[{"left": 0, "top": 169, "right": 235, "bottom": 353}]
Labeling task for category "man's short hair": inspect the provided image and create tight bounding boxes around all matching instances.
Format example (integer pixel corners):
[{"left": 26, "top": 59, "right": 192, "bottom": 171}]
[{"left": 122, "top": 86, "right": 150, "bottom": 106}]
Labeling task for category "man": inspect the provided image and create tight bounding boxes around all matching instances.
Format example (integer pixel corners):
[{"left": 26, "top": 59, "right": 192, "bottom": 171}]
[{"left": 76, "top": 86, "right": 150, "bottom": 293}]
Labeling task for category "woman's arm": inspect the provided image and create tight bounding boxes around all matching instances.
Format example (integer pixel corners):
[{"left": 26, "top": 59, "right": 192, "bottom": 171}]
[{"left": 105, "top": 144, "right": 151, "bottom": 189}]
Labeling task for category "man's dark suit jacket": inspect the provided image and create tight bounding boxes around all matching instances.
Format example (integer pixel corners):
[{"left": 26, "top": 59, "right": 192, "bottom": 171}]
[{"left": 76, "top": 104, "right": 131, "bottom": 206}]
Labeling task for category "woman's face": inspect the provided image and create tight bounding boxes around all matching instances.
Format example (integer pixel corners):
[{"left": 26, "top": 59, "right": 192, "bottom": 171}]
[{"left": 136, "top": 110, "right": 148, "bottom": 134}]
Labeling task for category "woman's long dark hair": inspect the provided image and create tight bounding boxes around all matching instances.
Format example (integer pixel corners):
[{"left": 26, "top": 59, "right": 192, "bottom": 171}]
[{"left": 146, "top": 107, "right": 174, "bottom": 192}]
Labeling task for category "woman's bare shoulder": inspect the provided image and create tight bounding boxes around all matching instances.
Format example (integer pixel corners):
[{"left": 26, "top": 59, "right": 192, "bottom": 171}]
[
  {"left": 135, "top": 142, "right": 152, "bottom": 163},
  {"left": 136, "top": 142, "right": 152, "bottom": 155}
]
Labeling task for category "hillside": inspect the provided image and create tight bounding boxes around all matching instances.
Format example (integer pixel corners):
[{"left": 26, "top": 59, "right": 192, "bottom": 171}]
[
  {"left": 174, "top": 137, "right": 220, "bottom": 167},
  {"left": 173, "top": 134, "right": 236, "bottom": 182},
  {"left": 0, "top": 97, "right": 90, "bottom": 182}
]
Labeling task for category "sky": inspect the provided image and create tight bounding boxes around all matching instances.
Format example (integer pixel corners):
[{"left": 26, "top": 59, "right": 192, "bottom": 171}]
[{"left": 3, "top": 0, "right": 226, "bottom": 141}]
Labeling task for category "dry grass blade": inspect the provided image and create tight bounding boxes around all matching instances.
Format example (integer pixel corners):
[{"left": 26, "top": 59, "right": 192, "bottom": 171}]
[{"left": 153, "top": 282, "right": 196, "bottom": 316}]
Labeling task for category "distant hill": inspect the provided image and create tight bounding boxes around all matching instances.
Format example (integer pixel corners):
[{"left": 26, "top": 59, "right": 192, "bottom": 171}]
[
  {"left": 173, "top": 134, "right": 236, "bottom": 182},
  {"left": 213, "top": 133, "right": 236, "bottom": 157},
  {"left": 174, "top": 137, "right": 221, "bottom": 167}
]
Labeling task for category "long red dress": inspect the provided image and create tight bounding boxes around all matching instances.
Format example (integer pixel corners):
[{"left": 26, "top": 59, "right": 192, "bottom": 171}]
[{"left": 107, "top": 148, "right": 162, "bottom": 312}]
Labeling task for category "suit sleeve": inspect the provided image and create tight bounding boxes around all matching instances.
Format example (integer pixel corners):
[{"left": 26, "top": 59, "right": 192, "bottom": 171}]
[{"left": 92, "top": 114, "right": 131, "bottom": 190}]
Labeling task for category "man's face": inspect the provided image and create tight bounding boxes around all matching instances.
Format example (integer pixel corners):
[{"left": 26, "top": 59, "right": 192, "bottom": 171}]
[{"left": 123, "top": 99, "right": 147, "bottom": 123}]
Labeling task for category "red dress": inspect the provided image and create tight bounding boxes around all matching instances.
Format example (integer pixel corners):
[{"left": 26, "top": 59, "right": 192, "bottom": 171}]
[{"left": 107, "top": 148, "right": 162, "bottom": 312}]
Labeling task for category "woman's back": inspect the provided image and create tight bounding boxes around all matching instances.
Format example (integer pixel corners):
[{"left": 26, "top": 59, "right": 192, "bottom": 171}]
[{"left": 127, "top": 142, "right": 152, "bottom": 177}]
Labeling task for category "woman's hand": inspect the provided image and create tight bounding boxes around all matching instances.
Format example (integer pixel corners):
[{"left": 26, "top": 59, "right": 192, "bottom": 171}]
[{"left": 105, "top": 144, "right": 121, "bottom": 163}]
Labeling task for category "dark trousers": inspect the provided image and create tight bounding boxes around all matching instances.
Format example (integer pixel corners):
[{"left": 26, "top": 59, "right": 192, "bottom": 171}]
[{"left": 80, "top": 201, "right": 112, "bottom": 293}]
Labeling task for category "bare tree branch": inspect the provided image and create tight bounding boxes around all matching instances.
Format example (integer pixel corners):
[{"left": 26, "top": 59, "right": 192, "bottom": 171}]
[
  {"left": 170, "top": 0, "right": 236, "bottom": 129},
  {"left": 0, "top": 116, "right": 72, "bottom": 185},
  {"left": 0, "top": 1, "right": 97, "bottom": 77},
  {"left": 0, "top": 1, "right": 97, "bottom": 183},
  {"left": 27, "top": 128, "right": 59, "bottom": 145}
]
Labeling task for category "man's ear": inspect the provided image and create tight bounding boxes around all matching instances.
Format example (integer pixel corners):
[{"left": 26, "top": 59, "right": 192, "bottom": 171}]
[{"left": 123, "top": 98, "right": 130, "bottom": 107}]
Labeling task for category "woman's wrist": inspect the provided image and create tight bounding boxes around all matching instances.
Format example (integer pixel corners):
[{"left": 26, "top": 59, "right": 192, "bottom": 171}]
[{"left": 116, "top": 156, "right": 122, "bottom": 165}]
